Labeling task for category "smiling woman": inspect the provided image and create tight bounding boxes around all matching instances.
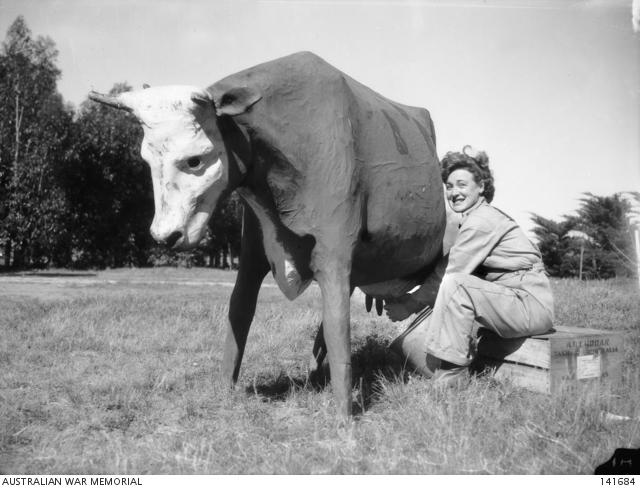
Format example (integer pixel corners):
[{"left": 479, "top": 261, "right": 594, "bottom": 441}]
[
  {"left": 443, "top": 146, "right": 495, "bottom": 213},
  {"left": 388, "top": 147, "right": 555, "bottom": 386}
]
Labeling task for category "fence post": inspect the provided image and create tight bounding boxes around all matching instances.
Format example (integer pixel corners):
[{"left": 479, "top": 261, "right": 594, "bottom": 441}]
[
  {"left": 635, "top": 228, "right": 640, "bottom": 291},
  {"left": 620, "top": 192, "right": 640, "bottom": 293}
]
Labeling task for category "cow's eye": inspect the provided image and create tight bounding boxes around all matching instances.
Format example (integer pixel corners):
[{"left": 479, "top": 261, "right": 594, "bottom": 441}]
[{"left": 186, "top": 157, "right": 202, "bottom": 169}]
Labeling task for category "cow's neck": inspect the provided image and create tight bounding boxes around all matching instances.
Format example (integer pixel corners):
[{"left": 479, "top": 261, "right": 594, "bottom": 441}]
[
  {"left": 236, "top": 186, "right": 315, "bottom": 300},
  {"left": 217, "top": 116, "right": 252, "bottom": 187},
  {"left": 226, "top": 118, "right": 316, "bottom": 299}
]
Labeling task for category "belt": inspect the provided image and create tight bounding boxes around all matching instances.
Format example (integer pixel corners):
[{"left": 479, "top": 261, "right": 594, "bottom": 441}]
[{"left": 475, "top": 262, "right": 546, "bottom": 281}]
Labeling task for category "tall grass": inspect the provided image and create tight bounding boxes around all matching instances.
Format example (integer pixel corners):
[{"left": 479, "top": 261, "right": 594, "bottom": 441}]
[{"left": 0, "top": 270, "right": 638, "bottom": 474}]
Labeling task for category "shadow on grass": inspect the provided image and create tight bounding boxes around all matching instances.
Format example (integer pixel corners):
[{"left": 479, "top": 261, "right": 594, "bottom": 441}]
[{"left": 246, "top": 333, "right": 408, "bottom": 413}]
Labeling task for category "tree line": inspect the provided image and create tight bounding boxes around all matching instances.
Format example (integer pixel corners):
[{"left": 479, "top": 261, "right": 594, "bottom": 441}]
[
  {"left": 0, "top": 17, "right": 241, "bottom": 270},
  {"left": 0, "top": 17, "right": 637, "bottom": 278},
  {"left": 530, "top": 192, "right": 639, "bottom": 280}
]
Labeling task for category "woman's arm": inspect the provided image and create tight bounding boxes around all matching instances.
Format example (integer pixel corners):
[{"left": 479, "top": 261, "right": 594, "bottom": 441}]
[
  {"left": 384, "top": 208, "right": 511, "bottom": 322},
  {"left": 445, "top": 223, "right": 501, "bottom": 274},
  {"left": 383, "top": 253, "right": 447, "bottom": 322}
]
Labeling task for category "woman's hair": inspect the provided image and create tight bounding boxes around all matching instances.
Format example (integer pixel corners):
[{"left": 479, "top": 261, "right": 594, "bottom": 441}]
[{"left": 441, "top": 146, "right": 495, "bottom": 203}]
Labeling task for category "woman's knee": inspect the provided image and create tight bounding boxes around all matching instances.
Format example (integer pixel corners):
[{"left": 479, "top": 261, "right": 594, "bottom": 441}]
[
  {"left": 528, "top": 308, "right": 554, "bottom": 335},
  {"left": 440, "top": 272, "right": 478, "bottom": 293}
]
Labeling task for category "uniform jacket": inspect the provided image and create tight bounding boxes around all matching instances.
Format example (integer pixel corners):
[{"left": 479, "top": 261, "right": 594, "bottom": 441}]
[{"left": 413, "top": 198, "right": 554, "bottom": 318}]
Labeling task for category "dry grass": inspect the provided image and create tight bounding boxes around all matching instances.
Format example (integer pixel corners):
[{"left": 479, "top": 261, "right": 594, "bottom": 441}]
[{"left": 0, "top": 269, "right": 638, "bottom": 474}]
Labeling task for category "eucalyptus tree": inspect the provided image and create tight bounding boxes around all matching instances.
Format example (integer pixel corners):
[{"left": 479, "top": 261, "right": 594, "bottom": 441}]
[{"left": 0, "top": 16, "right": 72, "bottom": 268}]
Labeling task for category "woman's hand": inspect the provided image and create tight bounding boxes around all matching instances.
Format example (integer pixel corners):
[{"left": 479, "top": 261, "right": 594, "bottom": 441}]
[{"left": 384, "top": 294, "right": 421, "bottom": 322}]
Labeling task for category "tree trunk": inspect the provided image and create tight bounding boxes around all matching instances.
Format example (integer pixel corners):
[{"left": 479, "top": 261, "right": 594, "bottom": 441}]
[
  {"left": 579, "top": 243, "right": 584, "bottom": 281},
  {"left": 12, "top": 88, "right": 23, "bottom": 181},
  {"left": 12, "top": 241, "right": 23, "bottom": 269},
  {"left": 4, "top": 240, "right": 11, "bottom": 268},
  {"left": 228, "top": 243, "right": 234, "bottom": 269}
]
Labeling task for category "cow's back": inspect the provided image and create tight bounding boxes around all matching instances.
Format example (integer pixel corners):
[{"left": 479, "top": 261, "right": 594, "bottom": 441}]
[{"left": 211, "top": 52, "right": 445, "bottom": 285}]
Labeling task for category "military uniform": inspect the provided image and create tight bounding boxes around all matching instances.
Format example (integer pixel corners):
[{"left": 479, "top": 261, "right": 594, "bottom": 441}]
[{"left": 420, "top": 198, "right": 554, "bottom": 367}]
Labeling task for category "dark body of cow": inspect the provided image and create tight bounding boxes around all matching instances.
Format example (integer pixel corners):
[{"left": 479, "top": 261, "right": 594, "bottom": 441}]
[
  {"left": 212, "top": 52, "right": 445, "bottom": 415},
  {"left": 91, "top": 51, "right": 446, "bottom": 416}
]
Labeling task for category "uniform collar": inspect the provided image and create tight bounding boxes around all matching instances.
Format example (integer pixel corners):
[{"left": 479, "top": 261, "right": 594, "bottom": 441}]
[{"left": 459, "top": 197, "right": 487, "bottom": 224}]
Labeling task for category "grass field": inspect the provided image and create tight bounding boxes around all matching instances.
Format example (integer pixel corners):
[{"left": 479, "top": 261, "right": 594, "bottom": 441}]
[{"left": 1, "top": 268, "right": 639, "bottom": 474}]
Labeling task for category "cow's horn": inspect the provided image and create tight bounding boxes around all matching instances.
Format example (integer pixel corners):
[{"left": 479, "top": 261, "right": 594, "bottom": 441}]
[{"left": 88, "top": 91, "right": 133, "bottom": 112}]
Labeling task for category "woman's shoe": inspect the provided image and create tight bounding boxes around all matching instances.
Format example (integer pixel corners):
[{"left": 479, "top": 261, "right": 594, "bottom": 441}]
[
  {"left": 431, "top": 366, "right": 469, "bottom": 388},
  {"left": 430, "top": 358, "right": 470, "bottom": 388}
]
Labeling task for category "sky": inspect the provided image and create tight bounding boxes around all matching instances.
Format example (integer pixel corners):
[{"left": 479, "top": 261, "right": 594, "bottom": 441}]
[{"left": 0, "top": 0, "right": 638, "bottom": 234}]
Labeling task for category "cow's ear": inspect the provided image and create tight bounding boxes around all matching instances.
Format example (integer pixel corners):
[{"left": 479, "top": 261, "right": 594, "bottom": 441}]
[
  {"left": 191, "top": 90, "right": 213, "bottom": 108},
  {"left": 215, "top": 87, "right": 262, "bottom": 117}
]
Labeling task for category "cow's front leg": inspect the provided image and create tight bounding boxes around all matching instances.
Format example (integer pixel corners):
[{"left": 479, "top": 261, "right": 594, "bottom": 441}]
[
  {"left": 314, "top": 259, "right": 353, "bottom": 417},
  {"left": 309, "top": 286, "right": 354, "bottom": 374},
  {"left": 222, "top": 210, "right": 270, "bottom": 387}
]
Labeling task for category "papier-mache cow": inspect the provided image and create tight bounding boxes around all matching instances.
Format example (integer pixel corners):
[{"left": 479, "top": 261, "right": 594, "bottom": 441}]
[{"left": 89, "top": 51, "right": 447, "bottom": 416}]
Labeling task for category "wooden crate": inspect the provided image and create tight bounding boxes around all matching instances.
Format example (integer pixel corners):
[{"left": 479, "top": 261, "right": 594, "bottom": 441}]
[{"left": 475, "top": 326, "right": 624, "bottom": 394}]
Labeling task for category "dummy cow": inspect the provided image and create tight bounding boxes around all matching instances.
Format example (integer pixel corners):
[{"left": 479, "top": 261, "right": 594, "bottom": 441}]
[{"left": 89, "top": 51, "right": 446, "bottom": 416}]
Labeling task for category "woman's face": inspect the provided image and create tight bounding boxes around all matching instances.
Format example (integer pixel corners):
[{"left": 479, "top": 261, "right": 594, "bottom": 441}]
[{"left": 446, "top": 168, "right": 485, "bottom": 213}]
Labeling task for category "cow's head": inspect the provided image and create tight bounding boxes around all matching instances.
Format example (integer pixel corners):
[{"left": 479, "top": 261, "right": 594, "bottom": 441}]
[{"left": 89, "top": 85, "right": 260, "bottom": 249}]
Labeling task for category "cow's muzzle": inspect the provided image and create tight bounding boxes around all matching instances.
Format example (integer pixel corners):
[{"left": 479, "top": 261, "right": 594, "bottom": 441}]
[{"left": 152, "top": 229, "right": 184, "bottom": 249}]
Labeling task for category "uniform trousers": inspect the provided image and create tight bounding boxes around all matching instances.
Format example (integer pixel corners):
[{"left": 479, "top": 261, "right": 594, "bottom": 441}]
[{"left": 423, "top": 270, "right": 554, "bottom": 367}]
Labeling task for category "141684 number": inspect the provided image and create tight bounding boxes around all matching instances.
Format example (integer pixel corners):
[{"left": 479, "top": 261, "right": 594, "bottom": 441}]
[{"left": 601, "top": 479, "right": 635, "bottom": 486}]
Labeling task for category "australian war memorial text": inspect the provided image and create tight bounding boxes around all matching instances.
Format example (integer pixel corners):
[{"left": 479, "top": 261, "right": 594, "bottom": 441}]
[{"left": 1, "top": 479, "right": 141, "bottom": 487}]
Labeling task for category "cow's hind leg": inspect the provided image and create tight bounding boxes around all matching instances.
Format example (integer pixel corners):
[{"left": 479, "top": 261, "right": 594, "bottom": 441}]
[
  {"left": 310, "top": 322, "right": 327, "bottom": 372},
  {"left": 222, "top": 209, "right": 270, "bottom": 387}
]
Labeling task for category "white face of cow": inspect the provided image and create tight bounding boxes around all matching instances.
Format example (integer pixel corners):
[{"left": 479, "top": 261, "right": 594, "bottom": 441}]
[{"left": 117, "top": 86, "right": 226, "bottom": 249}]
